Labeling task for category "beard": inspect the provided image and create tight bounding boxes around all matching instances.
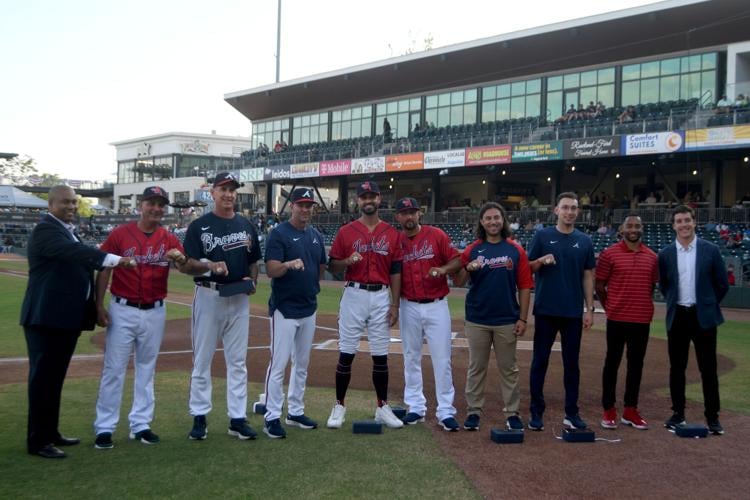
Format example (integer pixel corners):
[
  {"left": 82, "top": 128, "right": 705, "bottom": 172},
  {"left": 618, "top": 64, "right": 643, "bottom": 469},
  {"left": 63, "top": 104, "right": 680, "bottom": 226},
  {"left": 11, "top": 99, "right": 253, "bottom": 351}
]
[{"left": 361, "top": 203, "right": 377, "bottom": 215}]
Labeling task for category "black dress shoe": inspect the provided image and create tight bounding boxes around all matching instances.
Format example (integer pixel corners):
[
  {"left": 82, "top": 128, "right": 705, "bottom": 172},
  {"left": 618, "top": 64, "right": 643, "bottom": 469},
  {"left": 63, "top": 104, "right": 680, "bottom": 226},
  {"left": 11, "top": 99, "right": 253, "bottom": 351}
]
[
  {"left": 33, "top": 444, "right": 67, "bottom": 459},
  {"left": 54, "top": 436, "right": 81, "bottom": 446}
]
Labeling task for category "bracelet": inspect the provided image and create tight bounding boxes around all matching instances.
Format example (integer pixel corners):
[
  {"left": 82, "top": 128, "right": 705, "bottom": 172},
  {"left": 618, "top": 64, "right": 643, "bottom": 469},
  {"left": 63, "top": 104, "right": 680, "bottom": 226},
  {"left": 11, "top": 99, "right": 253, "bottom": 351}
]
[{"left": 518, "top": 318, "right": 527, "bottom": 324}]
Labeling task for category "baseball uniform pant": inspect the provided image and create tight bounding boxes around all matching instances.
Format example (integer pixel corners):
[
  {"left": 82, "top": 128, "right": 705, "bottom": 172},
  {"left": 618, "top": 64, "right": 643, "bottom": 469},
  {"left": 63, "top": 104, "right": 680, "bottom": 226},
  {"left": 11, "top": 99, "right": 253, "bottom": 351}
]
[
  {"left": 601, "top": 319, "right": 650, "bottom": 410},
  {"left": 189, "top": 286, "right": 250, "bottom": 419},
  {"left": 263, "top": 310, "right": 316, "bottom": 421},
  {"left": 338, "top": 286, "right": 391, "bottom": 356},
  {"left": 464, "top": 321, "right": 520, "bottom": 417},
  {"left": 400, "top": 298, "right": 456, "bottom": 420},
  {"left": 94, "top": 299, "right": 166, "bottom": 435}
]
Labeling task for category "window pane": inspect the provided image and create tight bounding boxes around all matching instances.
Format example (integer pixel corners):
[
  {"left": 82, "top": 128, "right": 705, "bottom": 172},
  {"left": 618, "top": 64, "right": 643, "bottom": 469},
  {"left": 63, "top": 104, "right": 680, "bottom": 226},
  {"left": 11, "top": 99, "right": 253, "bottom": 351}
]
[
  {"left": 342, "top": 109, "right": 351, "bottom": 121},
  {"left": 526, "top": 94, "right": 540, "bottom": 118},
  {"left": 437, "top": 107, "right": 450, "bottom": 127},
  {"left": 547, "top": 91, "right": 562, "bottom": 120},
  {"left": 689, "top": 72, "right": 701, "bottom": 99},
  {"left": 410, "top": 97, "right": 421, "bottom": 110},
  {"left": 302, "top": 115, "right": 310, "bottom": 126},
  {"left": 498, "top": 84, "right": 511, "bottom": 98},
  {"left": 361, "top": 107, "right": 370, "bottom": 118},
  {"left": 702, "top": 70, "right": 716, "bottom": 101},
  {"left": 547, "top": 76, "right": 562, "bottom": 91},
  {"left": 660, "top": 76, "right": 679, "bottom": 101},
  {"left": 332, "top": 110, "right": 342, "bottom": 121},
  {"left": 451, "top": 91, "right": 464, "bottom": 105},
  {"left": 351, "top": 107, "right": 361, "bottom": 119},
  {"left": 310, "top": 127, "right": 319, "bottom": 144},
  {"left": 641, "top": 61, "right": 659, "bottom": 78},
  {"left": 661, "top": 58, "right": 680, "bottom": 76},
  {"left": 426, "top": 95, "right": 438, "bottom": 108},
  {"left": 464, "top": 103, "right": 476, "bottom": 124},
  {"left": 376, "top": 103, "right": 386, "bottom": 115},
  {"left": 510, "top": 96, "right": 525, "bottom": 119},
  {"left": 581, "top": 70, "right": 597, "bottom": 86},
  {"left": 300, "top": 128, "right": 310, "bottom": 144},
  {"left": 465, "top": 88, "right": 477, "bottom": 103},
  {"left": 481, "top": 100, "right": 496, "bottom": 122},
  {"left": 580, "top": 87, "right": 597, "bottom": 107},
  {"left": 689, "top": 55, "right": 701, "bottom": 72},
  {"left": 438, "top": 92, "right": 451, "bottom": 107},
  {"left": 527, "top": 79, "right": 541, "bottom": 94},
  {"left": 311, "top": 113, "right": 319, "bottom": 125},
  {"left": 511, "top": 81, "right": 526, "bottom": 96},
  {"left": 497, "top": 98, "right": 511, "bottom": 121},
  {"left": 622, "top": 81, "right": 640, "bottom": 106},
  {"left": 483, "top": 85, "right": 496, "bottom": 100},
  {"left": 273, "top": 120, "right": 281, "bottom": 130},
  {"left": 598, "top": 68, "right": 615, "bottom": 84},
  {"left": 563, "top": 73, "right": 579, "bottom": 88},
  {"left": 597, "top": 84, "right": 614, "bottom": 107},
  {"left": 320, "top": 112, "right": 329, "bottom": 123},
  {"left": 622, "top": 64, "right": 640, "bottom": 81},
  {"left": 449, "top": 104, "right": 462, "bottom": 125},
  {"left": 341, "top": 121, "right": 352, "bottom": 139},
  {"left": 293, "top": 117, "right": 301, "bottom": 127},
  {"left": 387, "top": 101, "right": 398, "bottom": 114},
  {"left": 702, "top": 53, "right": 716, "bottom": 70},
  {"left": 425, "top": 109, "right": 437, "bottom": 127},
  {"left": 332, "top": 122, "right": 342, "bottom": 140},
  {"left": 641, "top": 78, "right": 659, "bottom": 104},
  {"left": 397, "top": 99, "right": 408, "bottom": 112}
]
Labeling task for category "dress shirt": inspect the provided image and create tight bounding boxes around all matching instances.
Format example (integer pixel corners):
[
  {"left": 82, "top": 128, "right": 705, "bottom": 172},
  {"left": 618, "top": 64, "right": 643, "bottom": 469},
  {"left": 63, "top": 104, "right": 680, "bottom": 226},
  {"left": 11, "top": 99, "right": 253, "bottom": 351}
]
[{"left": 676, "top": 235, "right": 697, "bottom": 306}]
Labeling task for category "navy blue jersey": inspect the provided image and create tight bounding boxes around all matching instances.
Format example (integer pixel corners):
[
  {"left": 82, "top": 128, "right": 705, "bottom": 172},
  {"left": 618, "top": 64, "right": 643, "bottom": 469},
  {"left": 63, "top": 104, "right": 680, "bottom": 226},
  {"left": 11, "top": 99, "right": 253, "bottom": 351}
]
[
  {"left": 527, "top": 226, "right": 595, "bottom": 318},
  {"left": 265, "top": 222, "right": 326, "bottom": 318},
  {"left": 184, "top": 212, "right": 261, "bottom": 283}
]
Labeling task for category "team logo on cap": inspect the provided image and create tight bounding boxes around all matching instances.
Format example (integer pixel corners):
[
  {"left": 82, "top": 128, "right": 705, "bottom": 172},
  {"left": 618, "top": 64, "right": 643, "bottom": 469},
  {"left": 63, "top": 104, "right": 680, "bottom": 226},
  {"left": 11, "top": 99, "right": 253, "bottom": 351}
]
[
  {"left": 152, "top": 187, "right": 164, "bottom": 195},
  {"left": 402, "top": 199, "right": 413, "bottom": 208},
  {"left": 361, "top": 182, "right": 371, "bottom": 191},
  {"left": 301, "top": 189, "right": 312, "bottom": 199},
  {"left": 224, "top": 173, "right": 237, "bottom": 182}
]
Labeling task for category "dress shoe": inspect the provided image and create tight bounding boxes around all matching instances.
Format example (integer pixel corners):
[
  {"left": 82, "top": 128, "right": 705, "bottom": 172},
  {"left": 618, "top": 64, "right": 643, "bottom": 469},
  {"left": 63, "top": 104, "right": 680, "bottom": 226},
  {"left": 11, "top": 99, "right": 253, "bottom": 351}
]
[
  {"left": 33, "top": 444, "right": 67, "bottom": 459},
  {"left": 54, "top": 436, "right": 81, "bottom": 446}
]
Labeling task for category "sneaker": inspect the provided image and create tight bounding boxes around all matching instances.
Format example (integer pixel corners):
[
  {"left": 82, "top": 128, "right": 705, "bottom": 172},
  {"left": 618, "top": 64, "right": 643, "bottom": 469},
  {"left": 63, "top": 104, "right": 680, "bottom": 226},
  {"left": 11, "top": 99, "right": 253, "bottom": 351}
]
[
  {"left": 374, "top": 404, "right": 404, "bottom": 429},
  {"left": 707, "top": 418, "right": 725, "bottom": 435},
  {"left": 663, "top": 412, "right": 686, "bottom": 431},
  {"left": 402, "top": 412, "right": 425, "bottom": 425},
  {"left": 506, "top": 415, "right": 524, "bottom": 431},
  {"left": 285, "top": 414, "right": 318, "bottom": 429},
  {"left": 94, "top": 432, "right": 114, "bottom": 450},
  {"left": 601, "top": 407, "right": 618, "bottom": 429},
  {"left": 528, "top": 413, "right": 544, "bottom": 431},
  {"left": 263, "top": 418, "right": 286, "bottom": 439},
  {"left": 228, "top": 418, "right": 257, "bottom": 440},
  {"left": 129, "top": 429, "right": 160, "bottom": 444},
  {"left": 327, "top": 404, "right": 346, "bottom": 429},
  {"left": 189, "top": 415, "right": 207, "bottom": 440},
  {"left": 440, "top": 417, "right": 460, "bottom": 432},
  {"left": 563, "top": 414, "right": 588, "bottom": 430},
  {"left": 463, "top": 413, "right": 480, "bottom": 431},
  {"left": 621, "top": 407, "right": 648, "bottom": 430}
]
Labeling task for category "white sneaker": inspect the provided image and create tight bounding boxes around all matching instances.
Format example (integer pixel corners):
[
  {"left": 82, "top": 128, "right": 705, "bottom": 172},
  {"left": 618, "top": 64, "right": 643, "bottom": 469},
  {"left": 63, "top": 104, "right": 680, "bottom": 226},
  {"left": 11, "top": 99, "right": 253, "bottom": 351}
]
[
  {"left": 375, "top": 404, "right": 404, "bottom": 429},
  {"left": 327, "top": 404, "right": 346, "bottom": 429}
]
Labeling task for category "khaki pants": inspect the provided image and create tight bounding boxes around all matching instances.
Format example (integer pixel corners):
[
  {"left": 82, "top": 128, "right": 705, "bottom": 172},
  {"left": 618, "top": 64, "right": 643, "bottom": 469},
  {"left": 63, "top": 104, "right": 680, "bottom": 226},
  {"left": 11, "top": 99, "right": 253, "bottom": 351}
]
[{"left": 465, "top": 321, "right": 520, "bottom": 416}]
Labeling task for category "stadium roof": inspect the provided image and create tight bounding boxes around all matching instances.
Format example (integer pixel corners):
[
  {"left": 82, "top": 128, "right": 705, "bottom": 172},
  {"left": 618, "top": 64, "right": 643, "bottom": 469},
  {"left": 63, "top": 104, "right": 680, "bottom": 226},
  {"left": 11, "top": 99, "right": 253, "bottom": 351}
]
[{"left": 225, "top": 0, "right": 750, "bottom": 121}]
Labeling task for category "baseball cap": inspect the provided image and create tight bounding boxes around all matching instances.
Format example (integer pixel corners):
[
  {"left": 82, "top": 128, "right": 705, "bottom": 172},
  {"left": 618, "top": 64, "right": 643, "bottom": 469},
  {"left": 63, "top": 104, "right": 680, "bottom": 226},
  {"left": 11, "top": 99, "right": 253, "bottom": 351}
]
[
  {"left": 291, "top": 187, "right": 316, "bottom": 204},
  {"left": 395, "top": 197, "right": 420, "bottom": 212},
  {"left": 213, "top": 172, "right": 243, "bottom": 188},
  {"left": 357, "top": 180, "right": 380, "bottom": 196},
  {"left": 142, "top": 186, "right": 169, "bottom": 204}
]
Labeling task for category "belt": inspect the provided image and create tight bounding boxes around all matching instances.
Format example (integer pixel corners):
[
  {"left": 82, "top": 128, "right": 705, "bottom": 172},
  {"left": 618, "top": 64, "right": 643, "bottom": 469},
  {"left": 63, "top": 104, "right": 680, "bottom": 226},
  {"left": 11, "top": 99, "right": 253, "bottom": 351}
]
[
  {"left": 677, "top": 304, "right": 696, "bottom": 311},
  {"left": 197, "top": 281, "right": 224, "bottom": 291},
  {"left": 406, "top": 297, "right": 445, "bottom": 304},
  {"left": 346, "top": 281, "right": 388, "bottom": 292},
  {"left": 113, "top": 296, "right": 163, "bottom": 310}
]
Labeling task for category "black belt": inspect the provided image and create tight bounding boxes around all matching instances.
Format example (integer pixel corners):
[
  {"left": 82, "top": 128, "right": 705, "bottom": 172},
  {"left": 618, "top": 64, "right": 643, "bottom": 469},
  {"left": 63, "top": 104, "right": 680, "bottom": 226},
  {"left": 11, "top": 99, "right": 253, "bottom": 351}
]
[
  {"left": 197, "top": 281, "right": 224, "bottom": 291},
  {"left": 406, "top": 297, "right": 445, "bottom": 304},
  {"left": 677, "top": 304, "right": 696, "bottom": 311},
  {"left": 114, "top": 296, "right": 163, "bottom": 310},
  {"left": 346, "top": 282, "right": 387, "bottom": 292}
]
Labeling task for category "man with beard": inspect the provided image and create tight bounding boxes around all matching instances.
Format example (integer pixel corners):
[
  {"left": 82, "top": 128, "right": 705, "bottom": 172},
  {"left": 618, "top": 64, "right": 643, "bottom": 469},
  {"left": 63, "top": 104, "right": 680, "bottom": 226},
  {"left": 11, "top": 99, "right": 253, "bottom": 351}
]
[{"left": 596, "top": 214, "right": 658, "bottom": 431}]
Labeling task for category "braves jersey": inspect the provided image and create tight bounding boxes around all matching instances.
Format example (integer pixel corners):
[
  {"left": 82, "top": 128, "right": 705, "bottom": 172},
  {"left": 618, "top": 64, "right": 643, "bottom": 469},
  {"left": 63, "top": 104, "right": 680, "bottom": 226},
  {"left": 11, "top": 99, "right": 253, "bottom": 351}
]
[
  {"left": 528, "top": 226, "right": 595, "bottom": 318},
  {"left": 329, "top": 220, "right": 403, "bottom": 284},
  {"left": 265, "top": 221, "right": 327, "bottom": 318},
  {"left": 400, "top": 225, "right": 459, "bottom": 300},
  {"left": 461, "top": 239, "right": 533, "bottom": 325},
  {"left": 100, "top": 222, "right": 184, "bottom": 302},
  {"left": 183, "top": 212, "right": 261, "bottom": 283}
]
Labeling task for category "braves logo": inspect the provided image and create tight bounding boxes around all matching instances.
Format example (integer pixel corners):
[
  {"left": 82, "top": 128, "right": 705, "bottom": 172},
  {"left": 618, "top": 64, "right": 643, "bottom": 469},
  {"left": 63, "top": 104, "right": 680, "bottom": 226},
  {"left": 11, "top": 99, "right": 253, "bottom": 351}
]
[
  {"left": 353, "top": 235, "right": 390, "bottom": 255},
  {"left": 403, "top": 240, "right": 435, "bottom": 262},
  {"left": 475, "top": 254, "right": 514, "bottom": 270},
  {"left": 201, "top": 231, "right": 250, "bottom": 253},
  {"left": 123, "top": 244, "right": 169, "bottom": 267}
]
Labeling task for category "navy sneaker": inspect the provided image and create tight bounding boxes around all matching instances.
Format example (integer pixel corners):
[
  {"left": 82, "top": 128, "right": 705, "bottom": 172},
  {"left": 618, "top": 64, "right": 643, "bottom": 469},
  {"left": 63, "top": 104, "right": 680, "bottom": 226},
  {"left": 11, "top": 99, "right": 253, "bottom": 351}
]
[
  {"left": 463, "top": 413, "right": 480, "bottom": 431},
  {"left": 563, "top": 414, "right": 588, "bottom": 430},
  {"left": 129, "top": 429, "right": 160, "bottom": 444},
  {"left": 402, "top": 412, "right": 426, "bottom": 425},
  {"left": 707, "top": 418, "right": 725, "bottom": 435},
  {"left": 94, "top": 432, "right": 114, "bottom": 450},
  {"left": 228, "top": 418, "right": 257, "bottom": 440},
  {"left": 263, "top": 418, "right": 286, "bottom": 439},
  {"left": 528, "top": 413, "right": 544, "bottom": 431},
  {"left": 189, "top": 415, "right": 207, "bottom": 440},
  {"left": 663, "top": 412, "right": 686, "bottom": 431},
  {"left": 440, "top": 417, "right": 460, "bottom": 432},
  {"left": 506, "top": 415, "right": 524, "bottom": 431},
  {"left": 285, "top": 414, "right": 318, "bottom": 429}
]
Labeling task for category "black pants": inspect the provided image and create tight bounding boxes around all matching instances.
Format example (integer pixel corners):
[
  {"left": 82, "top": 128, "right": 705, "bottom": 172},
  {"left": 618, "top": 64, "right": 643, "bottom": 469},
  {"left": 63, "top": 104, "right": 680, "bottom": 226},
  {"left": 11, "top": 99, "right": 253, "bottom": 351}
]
[
  {"left": 25, "top": 326, "right": 80, "bottom": 453},
  {"left": 601, "top": 320, "right": 650, "bottom": 409},
  {"left": 667, "top": 306, "right": 720, "bottom": 419}
]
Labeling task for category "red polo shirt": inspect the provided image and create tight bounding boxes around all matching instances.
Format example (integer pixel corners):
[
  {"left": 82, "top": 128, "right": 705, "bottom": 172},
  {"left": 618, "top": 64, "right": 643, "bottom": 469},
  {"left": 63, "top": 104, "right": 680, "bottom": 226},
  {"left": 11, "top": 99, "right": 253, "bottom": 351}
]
[{"left": 595, "top": 240, "right": 658, "bottom": 324}]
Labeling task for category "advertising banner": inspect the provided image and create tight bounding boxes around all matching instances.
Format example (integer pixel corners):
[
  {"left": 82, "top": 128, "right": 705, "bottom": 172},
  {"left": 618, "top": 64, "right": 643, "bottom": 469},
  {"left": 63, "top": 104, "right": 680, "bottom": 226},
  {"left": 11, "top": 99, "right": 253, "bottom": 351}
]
[
  {"left": 685, "top": 125, "right": 750, "bottom": 150},
  {"left": 263, "top": 165, "right": 291, "bottom": 181},
  {"left": 385, "top": 152, "right": 424, "bottom": 172},
  {"left": 622, "top": 131, "right": 685, "bottom": 155},
  {"left": 423, "top": 149, "right": 465, "bottom": 169},
  {"left": 351, "top": 156, "right": 386, "bottom": 174},
  {"left": 511, "top": 141, "right": 563, "bottom": 162},
  {"left": 290, "top": 162, "right": 320, "bottom": 179},
  {"left": 240, "top": 167, "right": 264, "bottom": 183},
  {"left": 465, "top": 145, "right": 511, "bottom": 166},
  {"left": 563, "top": 137, "right": 621, "bottom": 159},
  {"left": 320, "top": 159, "right": 351, "bottom": 176}
]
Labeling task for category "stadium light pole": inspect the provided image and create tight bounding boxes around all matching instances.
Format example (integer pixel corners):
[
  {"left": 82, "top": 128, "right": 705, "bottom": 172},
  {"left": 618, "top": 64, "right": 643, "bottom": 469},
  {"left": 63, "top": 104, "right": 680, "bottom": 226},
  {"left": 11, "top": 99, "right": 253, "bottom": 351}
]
[{"left": 275, "top": 0, "right": 281, "bottom": 83}]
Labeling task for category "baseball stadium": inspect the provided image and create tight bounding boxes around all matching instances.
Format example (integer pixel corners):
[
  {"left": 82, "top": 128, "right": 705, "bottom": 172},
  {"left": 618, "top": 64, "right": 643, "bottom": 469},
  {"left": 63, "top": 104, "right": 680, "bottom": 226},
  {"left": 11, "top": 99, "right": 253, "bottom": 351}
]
[{"left": 2, "top": 0, "right": 750, "bottom": 498}]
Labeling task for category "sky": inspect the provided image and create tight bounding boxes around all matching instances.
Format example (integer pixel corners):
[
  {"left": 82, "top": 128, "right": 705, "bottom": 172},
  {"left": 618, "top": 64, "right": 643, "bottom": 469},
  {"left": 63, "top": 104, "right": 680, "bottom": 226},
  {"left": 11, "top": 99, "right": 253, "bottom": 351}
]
[{"left": 1, "top": 0, "right": 660, "bottom": 182}]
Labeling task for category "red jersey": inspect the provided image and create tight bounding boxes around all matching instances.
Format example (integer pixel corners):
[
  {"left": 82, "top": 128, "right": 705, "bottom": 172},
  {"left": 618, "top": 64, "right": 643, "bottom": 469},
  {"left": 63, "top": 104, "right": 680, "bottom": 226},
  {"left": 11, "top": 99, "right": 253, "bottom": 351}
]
[
  {"left": 399, "top": 225, "right": 459, "bottom": 300},
  {"left": 595, "top": 240, "right": 658, "bottom": 324},
  {"left": 101, "top": 222, "right": 184, "bottom": 302},
  {"left": 329, "top": 220, "right": 403, "bottom": 285}
]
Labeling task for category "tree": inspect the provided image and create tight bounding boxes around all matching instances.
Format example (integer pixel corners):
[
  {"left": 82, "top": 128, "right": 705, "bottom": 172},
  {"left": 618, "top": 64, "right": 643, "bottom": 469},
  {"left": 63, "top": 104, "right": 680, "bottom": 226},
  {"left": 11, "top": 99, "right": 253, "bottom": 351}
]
[
  {"left": 76, "top": 196, "right": 95, "bottom": 217},
  {"left": 0, "top": 155, "right": 38, "bottom": 184}
]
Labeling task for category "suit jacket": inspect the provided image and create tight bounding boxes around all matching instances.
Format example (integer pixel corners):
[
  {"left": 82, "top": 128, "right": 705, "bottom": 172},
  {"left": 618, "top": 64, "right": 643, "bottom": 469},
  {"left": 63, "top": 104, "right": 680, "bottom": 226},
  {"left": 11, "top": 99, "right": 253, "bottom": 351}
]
[
  {"left": 20, "top": 214, "right": 108, "bottom": 332},
  {"left": 658, "top": 237, "right": 729, "bottom": 331}
]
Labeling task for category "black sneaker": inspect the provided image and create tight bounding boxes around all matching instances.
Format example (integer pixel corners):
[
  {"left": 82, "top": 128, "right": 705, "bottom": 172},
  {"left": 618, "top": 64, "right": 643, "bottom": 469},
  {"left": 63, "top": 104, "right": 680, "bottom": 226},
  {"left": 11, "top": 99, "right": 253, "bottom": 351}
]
[
  {"left": 402, "top": 412, "right": 425, "bottom": 425},
  {"left": 707, "top": 418, "right": 725, "bottom": 435},
  {"left": 528, "top": 413, "right": 544, "bottom": 431},
  {"left": 285, "top": 414, "right": 318, "bottom": 429},
  {"left": 463, "top": 413, "right": 480, "bottom": 431},
  {"left": 189, "top": 415, "right": 207, "bottom": 440},
  {"left": 440, "top": 417, "right": 460, "bottom": 432},
  {"left": 563, "top": 414, "right": 588, "bottom": 430},
  {"left": 228, "top": 418, "right": 257, "bottom": 440},
  {"left": 263, "top": 418, "right": 287, "bottom": 439},
  {"left": 94, "top": 432, "right": 114, "bottom": 450},
  {"left": 130, "top": 429, "right": 160, "bottom": 444},
  {"left": 663, "top": 412, "right": 686, "bottom": 431},
  {"left": 506, "top": 415, "right": 525, "bottom": 431}
]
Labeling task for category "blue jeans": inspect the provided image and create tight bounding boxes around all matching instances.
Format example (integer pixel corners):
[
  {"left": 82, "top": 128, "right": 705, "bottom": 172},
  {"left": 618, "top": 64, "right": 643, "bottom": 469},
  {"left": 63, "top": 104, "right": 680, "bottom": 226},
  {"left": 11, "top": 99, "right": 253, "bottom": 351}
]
[{"left": 529, "top": 315, "right": 583, "bottom": 417}]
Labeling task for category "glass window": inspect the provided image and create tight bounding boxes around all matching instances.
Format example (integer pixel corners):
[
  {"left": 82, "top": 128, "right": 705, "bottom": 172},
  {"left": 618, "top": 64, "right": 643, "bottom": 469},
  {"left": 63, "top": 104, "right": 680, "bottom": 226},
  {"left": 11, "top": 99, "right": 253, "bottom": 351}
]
[
  {"left": 410, "top": 97, "right": 421, "bottom": 110},
  {"left": 398, "top": 99, "right": 409, "bottom": 112},
  {"left": 527, "top": 79, "right": 541, "bottom": 94},
  {"left": 525, "top": 94, "right": 540, "bottom": 118},
  {"left": 598, "top": 84, "right": 614, "bottom": 107},
  {"left": 352, "top": 107, "right": 361, "bottom": 119},
  {"left": 598, "top": 68, "right": 615, "bottom": 84},
  {"left": 293, "top": 117, "right": 301, "bottom": 127},
  {"left": 450, "top": 104, "right": 463, "bottom": 124},
  {"left": 580, "top": 87, "right": 597, "bottom": 107},
  {"left": 482, "top": 100, "right": 496, "bottom": 122},
  {"left": 498, "top": 84, "right": 511, "bottom": 98},
  {"left": 701, "top": 70, "right": 716, "bottom": 101},
  {"left": 581, "top": 70, "right": 597, "bottom": 87},
  {"left": 301, "top": 115, "right": 310, "bottom": 126},
  {"left": 426, "top": 95, "right": 438, "bottom": 108},
  {"left": 660, "top": 75, "right": 679, "bottom": 101},
  {"left": 332, "top": 110, "right": 342, "bottom": 121},
  {"left": 450, "top": 91, "right": 463, "bottom": 105},
  {"left": 688, "top": 55, "right": 702, "bottom": 72},
  {"left": 483, "top": 85, "right": 496, "bottom": 101},
  {"left": 661, "top": 58, "right": 680, "bottom": 75},
  {"left": 341, "top": 121, "right": 351, "bottom": 139},
  {"left": 702, "top": 53, "right": 716, "bottom": 70},
  {"left": 361, "top": 107, "right": 370, "bottom": 118},
  {"left": 465, "top": 89, "right": 477, "bottom": 102},
  {"left": 622, "top": 64, "right": 640, "bottom": 81},
  {"left": 547, "top": 76, "right": 562, "bottom": 91},
  {"left": 563, "top": 73, "right": 579, "bottom": 88},
  {"left": 464, "top": 103, "right": 476, "bottom": 124},
  {"left": 342, "top": 109, "right": 351, "bottom": 121},
  {"left": 547, "top": 91, "right": 562, "bottom": 120},
  {"left": 425, "top": 109, "right": 437, "bottom": 127},
  {"left": 511, "top": 81, "right": 525, "bottom": 96},
  {"left": 438, "top": 92, "right": 451, "bottom": 107},
  {"left": 437, "top": 107, "right": 450, "bottom": 127},
  {"left": 641, "top": 78, "right": 659, "bottom": 104},
  {"left": 641, "top": 61, "right": 659, "bottom": 79},
  {"left": 387, "top": 101, "right": 397, "bottom": 114},
  {"left": 510, "top": 96, "right": 525, "bottom": 119},
  {"left": 622, "top": 81, "right": 639, "bottom": 106},
  {"left": 376, "top": 103, "right": 386, "bottom": 115},
  {"left": 497, "top": 99, "right": 511, "bottom": 121}
]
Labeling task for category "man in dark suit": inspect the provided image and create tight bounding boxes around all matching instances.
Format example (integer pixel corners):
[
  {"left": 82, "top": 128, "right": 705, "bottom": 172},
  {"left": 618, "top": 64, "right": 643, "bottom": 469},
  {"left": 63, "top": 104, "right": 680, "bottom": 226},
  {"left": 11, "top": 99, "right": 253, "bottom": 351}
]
[
  {"left": 658, "top": 205, "right": 729, "bottom": 435},
  {"left": 20, "top": 185, "right": 134, "bottom": 458}
]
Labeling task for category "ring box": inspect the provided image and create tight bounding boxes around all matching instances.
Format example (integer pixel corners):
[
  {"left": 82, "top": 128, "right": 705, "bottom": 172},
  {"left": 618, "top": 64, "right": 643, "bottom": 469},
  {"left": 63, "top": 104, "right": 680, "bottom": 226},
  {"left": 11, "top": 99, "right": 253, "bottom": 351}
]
[
  {"left": 490, "top": 428, "right": 524, "bottom": 444},
  {"left": 352, "top": 421, "right": 383, "bottom": 434},
  {"left": 674, "top": 424, "right": 708, "bottom": 438},
  {"left": 562, "top": 428, "right": 596, "bottom": 442}
]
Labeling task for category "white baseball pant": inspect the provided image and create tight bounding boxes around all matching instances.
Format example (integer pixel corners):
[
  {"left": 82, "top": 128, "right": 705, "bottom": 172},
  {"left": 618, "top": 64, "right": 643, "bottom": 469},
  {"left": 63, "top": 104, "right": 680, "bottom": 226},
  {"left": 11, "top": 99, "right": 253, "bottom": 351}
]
[
  {"left": 338, "top": 286, "right": 391, "bottom": 356},
  {"left": 189, "top": 286, "right": 250, "bottom": 419},
  {"left": 399, "top": 298, "right": 456, "bottom": 421},
  {"left": 94, "top": 298, "right": 166, "bottom": 435},
  {"left": 263, "top": 310, "right": 316, "bottom": 421}
]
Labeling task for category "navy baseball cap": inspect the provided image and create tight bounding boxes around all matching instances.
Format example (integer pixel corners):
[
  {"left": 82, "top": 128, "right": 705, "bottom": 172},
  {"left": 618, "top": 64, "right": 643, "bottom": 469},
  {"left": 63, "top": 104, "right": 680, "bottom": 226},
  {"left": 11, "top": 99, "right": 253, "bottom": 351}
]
[
  {"left": 213, "top": 172, "right": 243, "bottom": 188},
  {"left": 395, "top": 197, "right": 420, "bottom": 212},
  {"left": 291, "top": 187, "right": 316, "bottom": 204},
  {"left": 142, "top": 186, "right": 169, "bottom": 204},
  {"left": 357, "top": 180, "right": 380, "bottom": 196}
]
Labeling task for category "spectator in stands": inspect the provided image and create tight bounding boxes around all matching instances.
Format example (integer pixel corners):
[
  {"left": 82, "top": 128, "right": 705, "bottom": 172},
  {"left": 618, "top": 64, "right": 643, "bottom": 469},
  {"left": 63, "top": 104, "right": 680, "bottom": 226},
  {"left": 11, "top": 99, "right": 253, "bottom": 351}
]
[
  {"left": 413, "top": 123, "right": 421, "bottom": 134},
  {"left": 618, "top": 106, "right": 635, "bottom": 123},
  {"left": 383, "top": 118, "right": 392, "bottom": 142},
  {"left": 727, "top": 264, "right": 736, "bottom": 286},
  {"left": 644, "top": 192, "right": 657, "bottom": 205},
  {"left": 726, "top": 232, "right": 742, "bottom": 249},
  {"left": 596, "top": 101, "right": 606, "bottom": 115},
  {"left": 734, "top": 94, "right": 748, "bottom": 108},
  {"left": 716, "top": 94, "right": 733, "bottom": 113},
  {"left": 580, "top": 192, "right": 591, "bottom": 210},
  {"left": 509, "top": 217, "right": 520, "bottom": 232},
  {"left": 718, "top": 225, "right": 731, "bottom": 241},
  {"left": 597, "top": 222, "right": 608, "bottom": 235},
  {"left": 519, "top": 197, "right": 528, "bottom": 212},
  {"left": 274, "top": 141, "right": 282, "bottom": 153},
  {"left": 530, "top": 196, "right": 540, "bottom": 209},
  {"left": 704, "top": 220, "right": 717, "bottom": 232},
  {"left": 533, "top": 219, "right": 544, "bottom": 231},
  {"left": 280, "top": 139, "right": 288, "bottom": 152},
  {"left": 716, "top": 221, "right": 728, "bottom": 234},
  {"left": 2, "top": 235, "right": 14, "bottom": 253}
]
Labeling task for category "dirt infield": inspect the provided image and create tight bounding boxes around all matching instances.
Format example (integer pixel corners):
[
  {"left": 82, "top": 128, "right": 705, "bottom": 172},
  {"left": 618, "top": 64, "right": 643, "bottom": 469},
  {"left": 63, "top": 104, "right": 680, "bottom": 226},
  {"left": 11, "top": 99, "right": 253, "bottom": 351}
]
[{"left": 3, "top": 278, "right": 749, "bottom": 498}]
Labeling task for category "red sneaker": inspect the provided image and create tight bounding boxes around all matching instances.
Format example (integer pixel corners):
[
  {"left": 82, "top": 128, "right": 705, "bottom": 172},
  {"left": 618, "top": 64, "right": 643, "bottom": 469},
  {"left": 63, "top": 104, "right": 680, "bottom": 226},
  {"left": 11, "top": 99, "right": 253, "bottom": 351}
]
[
  {"left": 600, "top": 407, "right": 618, "bottom": 429},
  {"left": 621, "top": 407, "right": 649, "bottom": 430}
]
